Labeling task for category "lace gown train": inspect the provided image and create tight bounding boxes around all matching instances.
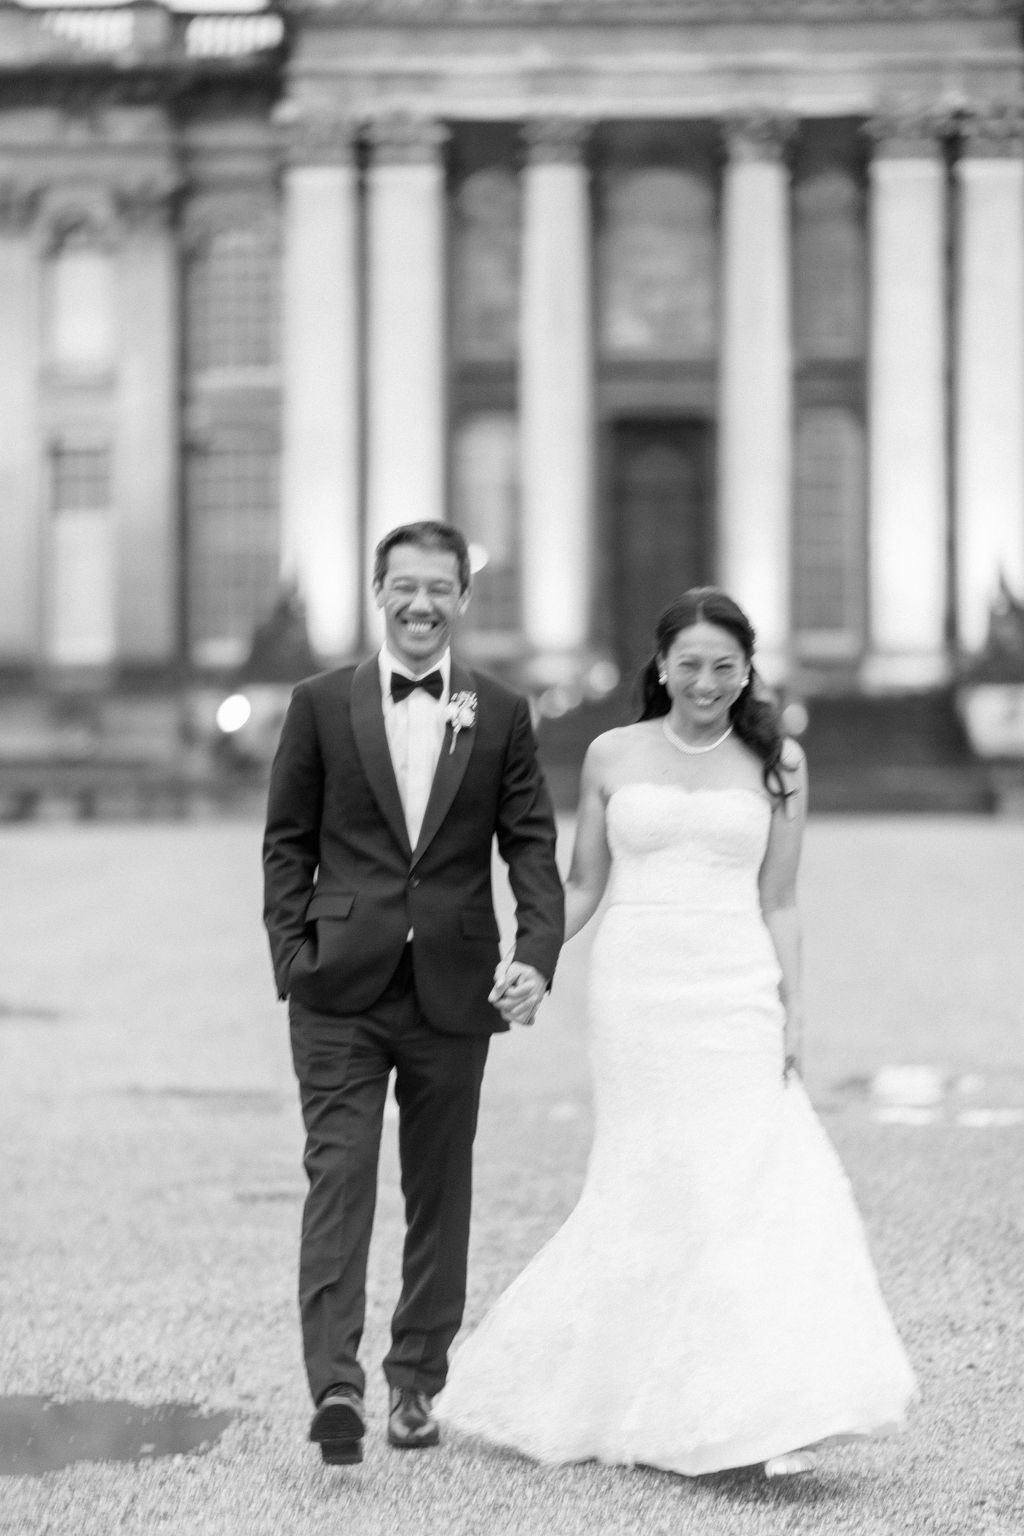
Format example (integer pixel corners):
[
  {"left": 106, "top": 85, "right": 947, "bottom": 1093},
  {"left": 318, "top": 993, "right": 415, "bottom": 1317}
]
[{"left": 437, "top": 784, "right": 917, "bottom": 1476}]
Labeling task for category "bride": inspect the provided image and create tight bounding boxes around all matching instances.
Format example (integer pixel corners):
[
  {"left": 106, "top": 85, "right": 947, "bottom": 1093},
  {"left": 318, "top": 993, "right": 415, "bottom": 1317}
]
[{"left": 438, "top": 587, "right": 917, "bottom": 1479}]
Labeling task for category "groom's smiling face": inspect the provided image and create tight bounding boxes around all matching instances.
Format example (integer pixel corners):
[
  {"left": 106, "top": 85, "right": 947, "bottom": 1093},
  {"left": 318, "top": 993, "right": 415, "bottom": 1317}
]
[{"left": 375, "top": 542, "right": 469, "bottom": 673}]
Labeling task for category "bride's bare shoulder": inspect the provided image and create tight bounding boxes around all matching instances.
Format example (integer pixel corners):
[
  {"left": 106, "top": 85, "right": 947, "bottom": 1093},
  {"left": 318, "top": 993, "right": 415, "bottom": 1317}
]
[
  {"left": 583, "top": 722, "right": 654, "bottom": 777},
  {"left": 586, "top": 722, "right": 651, "bottom": 755}
]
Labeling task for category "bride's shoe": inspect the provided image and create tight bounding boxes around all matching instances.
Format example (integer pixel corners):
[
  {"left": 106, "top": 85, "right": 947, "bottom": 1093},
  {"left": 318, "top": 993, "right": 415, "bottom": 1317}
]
[{"left": 763, "top": 1450, "right": 818, "bottom": 1479}]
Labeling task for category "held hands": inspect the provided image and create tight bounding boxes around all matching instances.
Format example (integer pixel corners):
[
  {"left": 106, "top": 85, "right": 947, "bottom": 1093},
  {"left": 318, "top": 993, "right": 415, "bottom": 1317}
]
[{"left": 489, "top": 959, "right": 547, "bottom": 1028}]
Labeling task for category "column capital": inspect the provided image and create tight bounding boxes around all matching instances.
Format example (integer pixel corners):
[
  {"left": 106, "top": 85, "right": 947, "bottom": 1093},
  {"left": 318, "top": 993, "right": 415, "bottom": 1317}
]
[
  {"left": 865, "top": 106, "right": 952, "bottom": 159},
  {"left": 180, "top": 190, "right": 277, "bottom": 255},
  {"left": 521, "top": 118, "right": 591, "bottom": 166},
  {"left": 721, "top": 114, "right": 796, "bottom": 164},
  {"left": 957, "top": 100, "right": 1024, "bottom": 158},
  {"left": 365, "top": 115, "right": 448, "bottom": 167},
  {"left": 115, "top": 175, "right": 181, "bottom": 233},
  {"left": 38, "top": 185, "right": 120, "bottom": 253},
  {"left": 0, "top": 179, "right": 41, "bottom": 233},
  {"left": 275, "top": 103, "right": 360, "bottom": 168}
]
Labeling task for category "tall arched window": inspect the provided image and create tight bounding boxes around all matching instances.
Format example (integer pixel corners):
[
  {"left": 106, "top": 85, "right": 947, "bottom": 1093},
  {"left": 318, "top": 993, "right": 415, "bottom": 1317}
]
[
  {"left": 183, "top": 210, "right": 281, "bottom": 666},
  {"left": 598, "top": 165, "right": 717, "bottom": 360},
  {"left": 449, "top": 127, "right": 523, "bottom": 650},
  {"left": 45, "top": 225, "right": 116, "bottom": 375},
  {"left": 453, "top": 411, "right": 521, "bottom": 641},
  {"left": 41, "top": 210, "right": 118, "bottom": 667},
  {"left": 793, "top": 167, "right": 866, "bottom": 361},
  {"left": 792, "top": 408, "right": 866, "bottom": 654},
  {"left": 186, "top": 225, "right": 279, "bottom": 374},
  {"left": 47, "top": 441, "right": 116, "bottom": 667},
  {"left": 791, "top": 126, "right": 868, "bottom": 659},
  {"left": 451, "top": 167, "right": 520, "bottom": 364}
]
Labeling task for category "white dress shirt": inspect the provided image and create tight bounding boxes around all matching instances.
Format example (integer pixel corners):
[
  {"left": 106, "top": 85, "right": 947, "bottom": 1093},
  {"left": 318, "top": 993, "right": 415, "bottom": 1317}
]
[{"left": 378, "top": 646, "right": 451, "bottom": 850}]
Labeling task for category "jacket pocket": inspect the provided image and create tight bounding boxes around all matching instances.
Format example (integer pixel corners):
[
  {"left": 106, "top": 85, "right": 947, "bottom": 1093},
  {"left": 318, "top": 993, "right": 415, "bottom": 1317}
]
[
  {"left": 284, "top": 936, "right": 311, "bottom": 988},
  {"left": 460, "top": 909, "right": 498, "bottom": 941},
  {"left": 306, "top": 892, "right": 356, "bottom": 920}
]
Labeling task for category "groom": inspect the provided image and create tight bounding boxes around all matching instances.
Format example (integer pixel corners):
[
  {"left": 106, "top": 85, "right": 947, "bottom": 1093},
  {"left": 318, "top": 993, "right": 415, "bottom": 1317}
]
[{"left": 262, "top": 521, "right": 564, "bottom": 1465}]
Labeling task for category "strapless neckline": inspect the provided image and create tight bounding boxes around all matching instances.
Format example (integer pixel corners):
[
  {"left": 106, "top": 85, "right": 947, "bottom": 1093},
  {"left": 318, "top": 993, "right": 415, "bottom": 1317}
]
[{"left": 608, "top": 781, "right": 770, "bottom": 806}]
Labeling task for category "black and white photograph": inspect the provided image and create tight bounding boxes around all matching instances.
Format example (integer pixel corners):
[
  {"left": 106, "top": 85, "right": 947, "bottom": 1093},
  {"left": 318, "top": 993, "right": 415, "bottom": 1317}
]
[{"left": 1, "top": 2, "right": 1023, "bottom": 1533}]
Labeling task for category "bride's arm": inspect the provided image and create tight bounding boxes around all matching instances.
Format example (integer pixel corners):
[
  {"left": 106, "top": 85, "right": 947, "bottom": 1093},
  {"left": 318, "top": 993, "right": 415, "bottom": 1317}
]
[
  {"left": 758, "top": 742, "right": 809, "bottom": 1075},
  {"left": 563, "top": 740, "right": 613, "bottom": 943}
]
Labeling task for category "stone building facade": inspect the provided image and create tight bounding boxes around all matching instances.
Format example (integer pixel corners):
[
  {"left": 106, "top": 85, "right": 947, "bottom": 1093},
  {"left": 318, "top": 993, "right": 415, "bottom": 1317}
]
[{"left": 2, "top": 0, "right": 1023, "bottom": 703}]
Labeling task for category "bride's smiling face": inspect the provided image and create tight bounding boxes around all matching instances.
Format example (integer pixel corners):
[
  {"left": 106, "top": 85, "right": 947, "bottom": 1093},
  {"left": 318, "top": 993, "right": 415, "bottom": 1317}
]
[{"left": 660, "top": 621, "right": 749, "bottom": 729}]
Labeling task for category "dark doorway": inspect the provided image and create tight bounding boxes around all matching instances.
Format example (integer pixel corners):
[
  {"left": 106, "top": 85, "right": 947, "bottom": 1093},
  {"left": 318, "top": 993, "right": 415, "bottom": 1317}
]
[{"left": 609, "top": 417, "right": 714, "bottom": 676}]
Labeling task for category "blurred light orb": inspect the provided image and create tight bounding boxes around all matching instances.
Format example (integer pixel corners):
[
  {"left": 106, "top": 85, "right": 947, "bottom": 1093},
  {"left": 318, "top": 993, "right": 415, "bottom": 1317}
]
[
  {"left": 216, "top": 693, "right": 253, "bottom": 734},
  {"left": 538, "top": 685, "right": 577, "bottom": 719},
  {"left": 586, "top": 659, "right": 620, "bottom": 698},
  {"left": 781, "top": 700, "right": 809, "bottom": 736},
  {"left": 468, "top": 543, "right": 490, "bottom": 574}
]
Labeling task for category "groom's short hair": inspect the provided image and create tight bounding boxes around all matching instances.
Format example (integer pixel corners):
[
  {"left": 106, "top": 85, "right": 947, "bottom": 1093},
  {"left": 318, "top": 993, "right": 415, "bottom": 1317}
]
[{"left": 373, "top": 521, "right": 472, "bottom": 593}]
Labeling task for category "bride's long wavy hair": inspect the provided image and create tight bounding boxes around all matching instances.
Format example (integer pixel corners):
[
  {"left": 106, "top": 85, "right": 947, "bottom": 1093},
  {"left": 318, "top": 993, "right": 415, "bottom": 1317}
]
[{"left": 637, "top": 587, "right": 790, "bottom": 802}]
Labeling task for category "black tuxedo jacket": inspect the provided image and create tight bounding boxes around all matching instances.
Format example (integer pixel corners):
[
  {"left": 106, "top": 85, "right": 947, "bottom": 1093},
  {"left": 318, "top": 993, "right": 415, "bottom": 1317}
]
[{"left": 262, "top": 656, "right": 564, "bottom": 1035}]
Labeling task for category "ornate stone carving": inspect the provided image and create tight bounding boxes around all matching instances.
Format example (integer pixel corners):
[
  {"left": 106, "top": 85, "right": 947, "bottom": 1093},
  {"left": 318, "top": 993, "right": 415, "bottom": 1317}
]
[
  {"left": 722, "top": 114, "right": 796, "bottom": 164},
  {"left": 0, "top": 180, "right": 42, "bottom": 233},
  {"left": 274, "top": 102, "right": 359, "bottom": 167},
  {"left": 38, "top": 186, "right": 120, "bottom": 254},
  {"left": 865, "top": 106, "right": 954, "bottom": 157},
  {"left": 115, "top": 175, "right": 182, "bottom": 232},
  {"left": 180, "top": 191, "right": 280, "bottom": 254},
  {"left": 958, "top": 101, "right": 1024, "bottom": 158},
  {"left": 522, "top": 118, "right": 591, "bottom": 166},
  {"left": 365, "top": 115, "right": 448, "bottom": 166},
  {"left": 283, "top": 0, "right": 1018, "bottom": 18}
]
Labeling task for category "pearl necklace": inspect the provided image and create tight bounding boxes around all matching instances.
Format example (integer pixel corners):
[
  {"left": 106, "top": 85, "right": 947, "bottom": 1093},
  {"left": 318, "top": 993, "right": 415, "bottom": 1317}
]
[{"left": 662, "top": 717, "right": 733, "bottom": 755}]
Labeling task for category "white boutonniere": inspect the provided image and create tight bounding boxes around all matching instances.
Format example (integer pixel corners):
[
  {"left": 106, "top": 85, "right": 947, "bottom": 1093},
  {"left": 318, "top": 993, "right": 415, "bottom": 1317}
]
[{"left": 445, "top": 691, "right": 477, "bottom": 754}]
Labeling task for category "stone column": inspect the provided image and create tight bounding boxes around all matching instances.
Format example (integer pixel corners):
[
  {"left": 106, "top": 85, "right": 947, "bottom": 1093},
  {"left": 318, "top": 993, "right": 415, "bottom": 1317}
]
[
  {"left": 519, "top": 119, "right": 595, "bottom": 656},
  {"left": 717, "top": 117, "right": 793, "bottom": 677},
  {"left": 365, "top": 116, "right": 447, "bottom": 626},
  {"left": 864, "top": 112, "right": 949, "bottom": 687},
  {"left": 280, "top": 111, "right": 362, "bottom": 659},
  {"left": 0, "top": 181, "right": 41, "bottom": 662},
  {"left": 954, "top": 105, "right": 1024, "bottom": 654},
  {"left": 115, "top": 176, "right": 180, "bottom": 663}
]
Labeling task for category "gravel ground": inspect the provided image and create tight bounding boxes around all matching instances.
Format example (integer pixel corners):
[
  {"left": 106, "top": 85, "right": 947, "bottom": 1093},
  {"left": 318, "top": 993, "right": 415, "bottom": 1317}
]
[{"left": 1, "top": 815, "right": 1022, "bottom": 1535}]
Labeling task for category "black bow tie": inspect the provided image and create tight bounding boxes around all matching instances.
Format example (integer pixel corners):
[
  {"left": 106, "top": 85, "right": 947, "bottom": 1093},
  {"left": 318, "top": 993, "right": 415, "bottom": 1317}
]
[{"left": 391, "top": 669, "right": 443, "bottom": 703}]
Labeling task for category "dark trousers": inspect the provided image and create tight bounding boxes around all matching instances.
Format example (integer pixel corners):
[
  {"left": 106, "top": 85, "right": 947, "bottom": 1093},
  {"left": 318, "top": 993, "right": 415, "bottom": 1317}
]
[{"left": 289, "top": 947, "right": 490, "bottom": 1405}]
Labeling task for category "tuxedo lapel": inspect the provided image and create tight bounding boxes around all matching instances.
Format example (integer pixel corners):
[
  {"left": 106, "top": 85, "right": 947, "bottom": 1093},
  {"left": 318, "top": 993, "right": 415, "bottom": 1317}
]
[
  {"left": 411, "top": 660, "right": 476, "bottom": 866},
  {"left": 350, "top": 657, "right": 412, "bottom": 859}
]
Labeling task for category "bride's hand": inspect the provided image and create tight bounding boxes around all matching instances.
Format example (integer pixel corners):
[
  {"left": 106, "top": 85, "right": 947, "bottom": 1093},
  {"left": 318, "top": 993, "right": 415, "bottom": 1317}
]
[
  {"left": 490, "top": 961, "right": 546, "bottom": 1027},
  {"left": 783, "top": 1003, "right": 804, "bottom": 1081}
]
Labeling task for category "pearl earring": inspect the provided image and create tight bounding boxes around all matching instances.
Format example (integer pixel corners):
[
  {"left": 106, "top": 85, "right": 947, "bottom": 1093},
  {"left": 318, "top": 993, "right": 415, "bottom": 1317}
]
[{"left": 658, "top": 671, "right": 667, "bottom": 685}]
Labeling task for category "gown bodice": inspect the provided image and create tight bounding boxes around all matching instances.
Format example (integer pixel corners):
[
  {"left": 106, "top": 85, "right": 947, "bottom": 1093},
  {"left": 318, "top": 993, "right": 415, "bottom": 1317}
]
[{"left": 605, "top": 782, "right": 771, "bottom": 913}]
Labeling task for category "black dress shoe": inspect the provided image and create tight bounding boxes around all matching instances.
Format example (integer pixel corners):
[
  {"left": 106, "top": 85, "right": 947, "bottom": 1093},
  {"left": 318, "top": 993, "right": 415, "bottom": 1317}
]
[
  {"left": 310, "top": 1387, "right": 365, "bottom": 1465},
  {"left": 387, "top": 1386, "right": 439, "bottom": 1450}
]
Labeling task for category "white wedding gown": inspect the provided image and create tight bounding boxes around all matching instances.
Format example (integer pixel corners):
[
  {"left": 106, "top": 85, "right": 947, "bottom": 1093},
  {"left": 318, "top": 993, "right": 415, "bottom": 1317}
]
[{"left": 438, "top": 783, "right": 918, "bottom": 1475}]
